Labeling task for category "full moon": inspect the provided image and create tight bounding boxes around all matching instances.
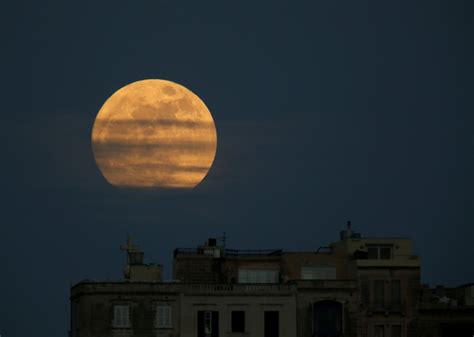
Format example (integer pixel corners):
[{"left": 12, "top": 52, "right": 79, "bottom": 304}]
[{"left": 91, "top": 79, "right": 217, "bottom": 189}]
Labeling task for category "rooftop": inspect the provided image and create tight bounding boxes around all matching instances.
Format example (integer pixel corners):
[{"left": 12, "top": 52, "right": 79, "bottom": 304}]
[{"left": 173, "top": 248, "right": 283, "bottom": 258}]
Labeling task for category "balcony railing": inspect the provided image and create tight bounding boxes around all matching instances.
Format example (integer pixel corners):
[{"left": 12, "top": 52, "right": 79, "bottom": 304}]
[
  {"left": 225, "top": 249, "right": 282, "bottom": 256},
  {"left": 183, "top": 283, "right": 294, "bottom": 294},
  {"left": 173, "top": 248, "right": 283, "bottom": 257},
  {"left": 296, "top": 279, "right": 357, "bottom": 289},
  {"left": 368, "top": 302, "right": 404, "bottom": 313},
  {"left": 72, "top": 281, "right": 296, "bottom": 296}
]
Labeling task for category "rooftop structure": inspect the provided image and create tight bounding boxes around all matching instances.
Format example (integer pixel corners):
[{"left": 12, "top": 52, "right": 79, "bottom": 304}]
[{"left": 70, "top": 222, "right": 474, "bottom": 337}]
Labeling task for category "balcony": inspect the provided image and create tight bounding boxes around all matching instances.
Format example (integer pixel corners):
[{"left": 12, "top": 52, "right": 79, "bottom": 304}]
[
  {"left": 367, "top": 302, "right": 405, "bottom": 314},
  {"left": 296, "top": 279, "right": 357, "bottom": 290},
  {"left": 355, "top": 255, "right": 420, "bottom": 268},
  {"left": 182, "top": 283, "right": 295, "bottom": 295},
  {"left": 71, "top": 281, "right": 296, "bottom": 298},
  {"left": 174, "top": 248, "right": 283, "bottom": 258}
]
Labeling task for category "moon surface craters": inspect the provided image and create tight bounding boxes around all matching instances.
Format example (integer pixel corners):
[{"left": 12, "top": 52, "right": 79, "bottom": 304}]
[{"left": 91, "top": 79, "right": 217, "bottom": 189}]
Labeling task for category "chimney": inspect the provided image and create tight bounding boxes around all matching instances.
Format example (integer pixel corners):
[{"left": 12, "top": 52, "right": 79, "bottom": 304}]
[{"left": 339, "top": 220, "right": 353, "bottom": 241}]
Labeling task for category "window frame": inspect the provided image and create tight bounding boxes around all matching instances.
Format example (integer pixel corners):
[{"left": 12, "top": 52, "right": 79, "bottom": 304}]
[
  {"left": 155, "top": 304, "right": 172, "bottom": 328},
  {"left": 238, "top": 269, "right": 279, "bottom": 283},
  {"left": 374, "top": 324, "right": 385, "bottom": 337},
  {"left": 112, "top": 305, "right": 130, "bottom": 328},
  {"left": 301, "top": 266, "right": 337, "bottom": 280},
  {"left": 204, "top": 310, "right": 212, "bottom": 334},
  {"left": 391, "top": 280, "right": 402, "bottom": 309},
  {"left": 391, "top": 324, "right": 402, "bottom": 337},
  {"left": 371, "top": 323, "right": 405, "bottom": 337},
  {"left": 366, "top": 245, "right": 393, "bottom": 260},
  {"left": 231, "top": 310, "right": 245, "bottom": 333},
  {"left": 373, "top": 280, "right": 385, "bottom": 310}
]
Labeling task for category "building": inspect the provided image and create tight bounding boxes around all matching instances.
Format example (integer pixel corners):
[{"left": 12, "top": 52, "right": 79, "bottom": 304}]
[
  {"left": 70, "top": 223, "right": 474, "bottom": 337},
  {"left": 416, "top": 283, "right": 474, "bottom": 336}
]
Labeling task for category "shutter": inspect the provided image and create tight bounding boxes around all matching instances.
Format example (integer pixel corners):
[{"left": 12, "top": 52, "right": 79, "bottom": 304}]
[
  {"left": 374, "top": 280, "right": 385, "bottom": 308},
  {"left": 156, "top": 306, "right": 162, "bottom": 327},
  {"left": 212, "top": 311, "right": 219, "bottom": 337},
  {"left": 166, "top": 306, "right": 172, "bottom": 327},
  {"left": 198, "top": 311, "right": 204, "bottom": 337},
  {"left": 119, "top": 306, "right": 124, "bottom": 327},
  {"left": 360, "top": 276, "right": 370, "bottom": 307},
  {"left": 391, "top": 280, "right": 401, "bottom": 308},
  {"left": 238, "top": 269, "right": 248, "bottom": 283},
  {"left": 123, "top": 306, "right": 130, "bottom": 327},
  {"left": 113, "top": 306, "right": 118, "bottom": 326}
]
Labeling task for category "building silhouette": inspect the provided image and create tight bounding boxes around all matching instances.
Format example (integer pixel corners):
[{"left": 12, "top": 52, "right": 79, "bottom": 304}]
[{"left": 70, "top": 223, "right": 474, "bottom": 337}]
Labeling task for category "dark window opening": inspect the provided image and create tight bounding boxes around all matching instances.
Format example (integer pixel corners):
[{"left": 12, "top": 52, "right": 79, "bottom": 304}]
[
  {"left": 231, "top": 311, "right": 245, "bottom": 333},
  {"left": 374, "top": 325, "right": 384, "bottom": 337},
  {"left": 391, "top": 280, "right": 401, "bottom": 309},
  {"left": 367, "top": 247, "right": 378, "bottom": 259},
  {"left": 367, "top": 245, "right": 392, "bottom": 259},
  {"left": 440, "top": 323, "right": 474, "bottom": 337},
  {"left": 391, "top": 325, "right": 402, "bottom": 337},
  {"left": 198, "top": 311, "right": 219, "bottom": 337},
  {"left": 373, "top": 280, "right": 385, "bottom": 309},
  {"left": 312, "top": 300, "right": 342, "bottom": 337},
  {"left": 380, "top": 247, "right": 391, "bottom": 259},
  {"left": 264, "top": 311, "right": 279, "bottom": 337}
]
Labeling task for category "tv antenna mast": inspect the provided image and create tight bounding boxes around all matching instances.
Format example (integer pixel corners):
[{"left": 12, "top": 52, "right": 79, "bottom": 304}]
[{"left": 217, "top": 232, "right": 227, "bottom": 248}]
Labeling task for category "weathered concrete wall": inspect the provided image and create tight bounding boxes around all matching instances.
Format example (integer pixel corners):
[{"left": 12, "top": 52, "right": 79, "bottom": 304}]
[
  {"left": 76, "top": 232, "right": 474, "bottom": 337},
  {"left": 356, "top": 267, "right": 420, "bottom": 337},
  {"left": 173, "top": 255, "right": 223, "bottom": 283},
  {"left": 127, "top": 264, "right": 163, "bottom": 282},
  {"left": 295, "top": 280, "right": 358, "bottom": 337},
  {"left": 221, "top": 256, "right": 282, "bottom": 283},
  {"left": 179, "top": 293, "right": 297, "bottom": 337},
  {"left": 282, "top": 252, "right": 353, "bottom": 280},
  {"left": 71, "top": 282, "right": 298, "bottom": 337},
  {"left": 71, "top": 284, "right": 180, "bottom": 337}
]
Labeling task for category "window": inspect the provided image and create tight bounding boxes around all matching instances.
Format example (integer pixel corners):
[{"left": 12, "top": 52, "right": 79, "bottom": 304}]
[
  {"left": 264, "top": 311, "right": 279, "bottom": 337},
  {"left": 301, "top": 266, "right": 336, "bottom": 280},
  {"left": 312, "top": 300, "right": 343, "bottom": 336},
  {"left": 204, "top": 311, "right": 212, "bottom": 334},
  {"left": 380, "top": 247, "right": 391, "bottom": 259},
  {"left": 156, "top": 305, "right": 172, "bottom": 328},
  {"left": 367, "top": 245, "right": 392, "bottom": 259},
  {"left": 374, "top": 325, "right": 384, "bottom": 337},
  {"left": 367, "top": 246, "right": 379, "bottom": 259},
  {"left": 391, "top": 280, "right": 402, "bottom": 308},
  {"left": 198, "top": 310, "right": 218, "bottom": 337},
  {"left": 112, "top": 305, "right": 130, "bottom": 328},
  {"left": 391, "top": 325, "right": 402, "bottom": 337},
  {"left": 238, "top": 269, "right": 279, "bottom": 283},
  {"left": 374, "top": 280, "right": 385, "bottom": 309},
  {"left": 231, "top": 311, "right": 245, "bottom": 333}
]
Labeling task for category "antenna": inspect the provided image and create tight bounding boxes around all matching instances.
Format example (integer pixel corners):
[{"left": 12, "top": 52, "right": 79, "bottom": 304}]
[{"left": 217, "top": 232, "right": 227, "bottom": 248}]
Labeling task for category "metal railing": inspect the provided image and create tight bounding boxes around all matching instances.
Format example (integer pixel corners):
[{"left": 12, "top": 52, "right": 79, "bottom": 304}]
[
  {"left": 183, "top": 283, "right": 294, "bottom": 293},
  {"left": 173, "top": 248, "right": 283, "bottom": 257},
  {"left": 72, "top": 281, "right": 295, "bottom": 295}
]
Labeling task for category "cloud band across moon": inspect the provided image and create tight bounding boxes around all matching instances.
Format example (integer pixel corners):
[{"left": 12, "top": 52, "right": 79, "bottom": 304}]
[{"left": 91, "top": 80, "right": 217, "bottom": 189}]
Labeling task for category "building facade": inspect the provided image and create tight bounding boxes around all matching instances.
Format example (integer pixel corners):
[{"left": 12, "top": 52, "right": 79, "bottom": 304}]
[{"left": 70, "top": 223, "right": 474, "bottom": 337}]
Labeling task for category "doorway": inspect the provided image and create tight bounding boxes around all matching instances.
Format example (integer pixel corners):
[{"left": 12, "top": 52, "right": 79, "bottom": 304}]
[
  {"left": 264, "top": 311, "right": 279, "bottom": 337},
  {"left": 312, "top": 300, "right": 342, "bottom": 337}
]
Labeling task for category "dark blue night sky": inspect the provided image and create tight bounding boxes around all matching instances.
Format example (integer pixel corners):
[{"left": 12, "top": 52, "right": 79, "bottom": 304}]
[{"left": 1, "top": 1, "right": 473, "bottom": 336}]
